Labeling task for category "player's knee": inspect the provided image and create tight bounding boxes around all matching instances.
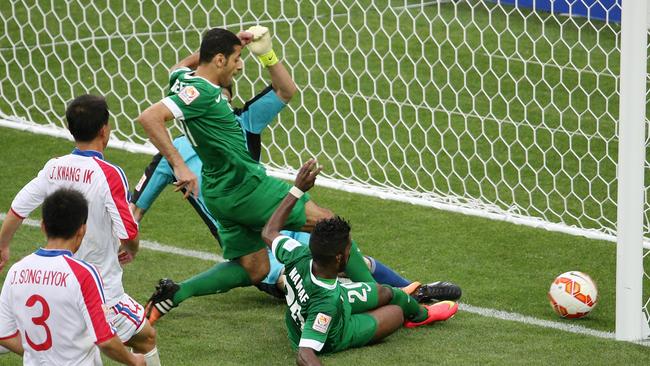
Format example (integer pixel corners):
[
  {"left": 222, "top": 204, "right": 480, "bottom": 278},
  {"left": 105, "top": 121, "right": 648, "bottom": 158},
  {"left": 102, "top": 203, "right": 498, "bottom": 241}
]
[{"left": 129, "top": 322, "right": 157, "bottom": 353}]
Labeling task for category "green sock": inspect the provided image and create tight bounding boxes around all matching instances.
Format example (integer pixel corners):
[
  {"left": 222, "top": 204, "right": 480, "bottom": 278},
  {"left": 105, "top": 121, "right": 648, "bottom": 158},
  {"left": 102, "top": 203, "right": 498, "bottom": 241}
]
[
  {"left": 386, "top": 285, "right": 428, "bottom": 322},
  {"left": 173, "top": 261, "right": 252, "bottom": 305},
  {"left": 344, "top": 240, "right": 376, "bottom": 283}
]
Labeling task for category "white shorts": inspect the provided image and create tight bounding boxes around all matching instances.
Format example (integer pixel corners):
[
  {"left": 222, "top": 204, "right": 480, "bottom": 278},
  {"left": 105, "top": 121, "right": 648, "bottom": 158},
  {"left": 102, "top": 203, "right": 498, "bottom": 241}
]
[{"left": 107, "top": 293, "right": 146, "bottom": 342}]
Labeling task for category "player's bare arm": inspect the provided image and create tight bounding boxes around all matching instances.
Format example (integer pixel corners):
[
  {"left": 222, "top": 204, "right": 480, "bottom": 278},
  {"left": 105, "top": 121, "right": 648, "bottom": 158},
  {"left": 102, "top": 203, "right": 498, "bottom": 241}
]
[
  {"left": 0, "top": 210, "right": 23, "bottom": 271},
  {"left": 98, "top": 335, "right": 146, "bottom": 366},
  {"left": 246, "top": 25, "right": 297, "bottom": 103},
  {"left": 129, "top": 203, "right": 146, "bottom": 223},
  {"left": 137, "top": 102, "right": 199, "bottom": 198},
  {"left": 171, "top": 52, "right": 200, "bottom": 71},
  {"left": 0, "top": 332, "right": 23, "bottom": 355},
  {"left": 297, "top": 347, "right": 322, "bottom": 366},
  {"left": 118, "top": 235, "right": 140, "bottom": 266},
  {"left": 262, "top": 159, "right": 321, "bottom": 246},
  {"left": 267, "top": 59, "right": 298, "bottom": 103}
]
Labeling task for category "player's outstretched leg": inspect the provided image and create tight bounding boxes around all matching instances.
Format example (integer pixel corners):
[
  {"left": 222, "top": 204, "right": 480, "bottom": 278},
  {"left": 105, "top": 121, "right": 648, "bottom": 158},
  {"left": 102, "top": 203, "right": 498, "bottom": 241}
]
[
  {"left": 145, "top": 249, "right": 269, "bottom": 325},
  {"left": 403, "top": 301, "right": 458, "bottom": 328},
  {"left": 145, "top": 278, "right": 180, "bottom": 325},
  {"left": 379, "top": 285, "right": 458, "bottom": 328},
  {"left": 365, "top": 256, "right": 411, "bottom": 287}
]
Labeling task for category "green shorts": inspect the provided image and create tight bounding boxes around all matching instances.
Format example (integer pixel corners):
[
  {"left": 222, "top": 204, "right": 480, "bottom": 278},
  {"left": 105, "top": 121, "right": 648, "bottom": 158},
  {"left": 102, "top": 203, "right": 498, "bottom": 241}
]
[
  {"left": 333, "top": 283, "right": 380, "bottom": 352},
  {"left": 204, "top": 175, "right": 310, "bottom": 259}
]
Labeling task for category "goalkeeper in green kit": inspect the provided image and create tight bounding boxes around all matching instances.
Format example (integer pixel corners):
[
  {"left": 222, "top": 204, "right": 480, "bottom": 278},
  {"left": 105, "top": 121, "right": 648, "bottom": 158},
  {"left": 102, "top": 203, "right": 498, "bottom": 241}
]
[{"left": 137, "top": 26, "right": 402, "bottom": 323}]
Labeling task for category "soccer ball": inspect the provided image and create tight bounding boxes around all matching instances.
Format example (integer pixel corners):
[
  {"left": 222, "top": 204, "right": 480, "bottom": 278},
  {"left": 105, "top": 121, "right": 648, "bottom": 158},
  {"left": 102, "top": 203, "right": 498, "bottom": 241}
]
[{"left": 548, "top": 271, "right": 598, "bottom": 319}]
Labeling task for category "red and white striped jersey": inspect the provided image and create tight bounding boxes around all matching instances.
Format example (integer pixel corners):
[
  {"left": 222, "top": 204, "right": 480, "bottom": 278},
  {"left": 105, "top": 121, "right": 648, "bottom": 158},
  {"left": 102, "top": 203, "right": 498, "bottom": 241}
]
[
  {"left": 0, "top": 248, "right": 116, "bottom": 366},
  {"left": 10, "top": 149, "right": 138, "bottom": 306}
]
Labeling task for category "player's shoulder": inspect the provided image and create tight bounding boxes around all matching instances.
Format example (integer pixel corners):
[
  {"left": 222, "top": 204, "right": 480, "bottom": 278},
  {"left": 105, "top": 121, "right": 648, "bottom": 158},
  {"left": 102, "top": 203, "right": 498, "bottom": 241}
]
[
  {"left": 175, "top": 71, "right": 221, "bottom": 95},
  {"left": 62, "top": 255, "right": 102, "bottom": 281},
  {"left": 5, "top": 253, "right": 35, "bottom": 273},
  {"left": 91, "top": 157, "right": 129, "bottom": 186}
]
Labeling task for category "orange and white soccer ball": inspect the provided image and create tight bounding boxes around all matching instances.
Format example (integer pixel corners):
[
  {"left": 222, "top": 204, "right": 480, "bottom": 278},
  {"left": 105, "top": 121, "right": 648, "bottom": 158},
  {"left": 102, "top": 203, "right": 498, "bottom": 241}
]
[{"left": 548, "top": 271, "right": 598, "bottom": 319}]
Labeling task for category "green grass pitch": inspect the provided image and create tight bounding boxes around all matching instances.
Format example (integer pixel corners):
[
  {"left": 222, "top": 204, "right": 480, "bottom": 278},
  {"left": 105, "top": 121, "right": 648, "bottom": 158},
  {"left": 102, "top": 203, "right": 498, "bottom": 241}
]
[{"left": 1, "top": 1, "right": 650, "bottom": 364}]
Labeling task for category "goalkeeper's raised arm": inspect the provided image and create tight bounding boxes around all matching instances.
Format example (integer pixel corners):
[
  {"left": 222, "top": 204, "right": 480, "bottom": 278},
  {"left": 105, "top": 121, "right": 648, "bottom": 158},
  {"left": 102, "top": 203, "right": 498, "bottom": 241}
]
[{"left": 246, "top": 25, "right": 297, "bottom": 103}]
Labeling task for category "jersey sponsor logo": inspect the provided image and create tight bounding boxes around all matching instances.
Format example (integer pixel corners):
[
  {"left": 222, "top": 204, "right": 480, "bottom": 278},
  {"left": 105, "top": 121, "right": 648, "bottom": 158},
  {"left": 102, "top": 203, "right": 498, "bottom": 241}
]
[
  {"left": 178, "top": 86, "right": 200, "bottom": 105},
  {"left": 313, "top": 313, "right": 331, "bottom": 334}
]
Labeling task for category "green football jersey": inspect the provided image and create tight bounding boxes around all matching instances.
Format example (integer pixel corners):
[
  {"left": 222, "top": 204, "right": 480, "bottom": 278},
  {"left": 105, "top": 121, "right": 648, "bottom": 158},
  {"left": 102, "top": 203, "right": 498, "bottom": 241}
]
[
  {"left": 162, "top": 67, "right": 266, "bottom": 194},
  {"left": 272, "top": 235, "right": 353, "bottom": 353}
]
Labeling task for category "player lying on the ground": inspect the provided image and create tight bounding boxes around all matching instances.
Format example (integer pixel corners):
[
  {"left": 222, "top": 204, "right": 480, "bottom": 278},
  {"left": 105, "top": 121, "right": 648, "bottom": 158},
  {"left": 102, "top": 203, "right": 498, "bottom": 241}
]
[
  {"left": 0, "top": 95, "right": 160, "bottom": 365},
  {"left": 261, "top": 160, "right": 459, "bottom": 366},
  {"left": 0, "top": 188, "right": 145, "bottom": 366},
  {"left": 130, "top": 86, "right": 461, "bottom": 305}
]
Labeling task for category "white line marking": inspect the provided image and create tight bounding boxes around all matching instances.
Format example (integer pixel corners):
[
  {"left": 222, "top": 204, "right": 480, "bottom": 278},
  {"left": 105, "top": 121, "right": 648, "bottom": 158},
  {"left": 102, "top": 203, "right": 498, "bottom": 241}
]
[
  {"left": 0, "top": 214, "right": 224, "bottom": 262},
  {"left": 480, "top": 52, "right": 618, "bottom": 79},
  {"left": 2, "top": 214, "right": 649, "bottom": 345},
  {"left": 460, "top": 303, "right": 647, "bottom": 346},
  {"left": 0, "top": 13, "right": 349, "bottom": 52}
]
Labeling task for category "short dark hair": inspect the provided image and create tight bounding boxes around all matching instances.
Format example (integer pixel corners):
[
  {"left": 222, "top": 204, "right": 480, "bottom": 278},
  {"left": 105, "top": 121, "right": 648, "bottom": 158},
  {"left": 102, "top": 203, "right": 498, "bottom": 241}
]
[
  {"left": 65, "top": 94, "right": 109, "bottom": 142},
  {"left": 309, "top": 217, "right": 351, "bottom": 265},
  {"left": 199, "top": 28, "right": 241, "bottom": 64},
  {"left": 42, "top": 188, "right": 88, "bottom": 240}
]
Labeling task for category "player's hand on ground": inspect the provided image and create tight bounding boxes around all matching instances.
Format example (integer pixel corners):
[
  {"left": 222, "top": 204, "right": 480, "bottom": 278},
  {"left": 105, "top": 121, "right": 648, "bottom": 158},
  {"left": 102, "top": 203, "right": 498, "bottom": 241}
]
[
  {"left": 172, "top": 164, "right": 199, "bottom": 199},
  {"left": 237, "top": 30, "right": 254, "bottom": 46},
  {"left": 246, "top": 25, "right": 273, "bottom": 56},
  {"left": 0, "top": 246, "right": 9, "bottom": 271},
  {"left": 294, "top": 159, "right": 321, "bottom": 193}
]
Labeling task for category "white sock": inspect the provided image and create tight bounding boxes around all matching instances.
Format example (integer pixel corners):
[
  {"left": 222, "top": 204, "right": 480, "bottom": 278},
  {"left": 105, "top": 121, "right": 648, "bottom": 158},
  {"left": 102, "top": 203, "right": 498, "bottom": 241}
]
[{"left": 144, "top": 347, "right": 161, "bottom": 366}]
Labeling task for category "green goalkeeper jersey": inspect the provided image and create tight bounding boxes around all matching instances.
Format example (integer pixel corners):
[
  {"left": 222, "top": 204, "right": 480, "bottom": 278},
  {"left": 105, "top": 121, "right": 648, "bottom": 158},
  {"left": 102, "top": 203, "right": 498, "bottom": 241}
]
[
  {"left": 161, "top": 67, "right": 266, "bottom": 194},
  {"left": 272, "top": 235, "right": 353, "bottom": 353}
]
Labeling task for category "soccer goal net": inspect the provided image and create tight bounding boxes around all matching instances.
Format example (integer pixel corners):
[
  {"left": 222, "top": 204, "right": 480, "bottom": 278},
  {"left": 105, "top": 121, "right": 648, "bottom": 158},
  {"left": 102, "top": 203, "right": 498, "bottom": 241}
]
[{"left": 0, "top": 0, "right": 648, "bottom": 338}]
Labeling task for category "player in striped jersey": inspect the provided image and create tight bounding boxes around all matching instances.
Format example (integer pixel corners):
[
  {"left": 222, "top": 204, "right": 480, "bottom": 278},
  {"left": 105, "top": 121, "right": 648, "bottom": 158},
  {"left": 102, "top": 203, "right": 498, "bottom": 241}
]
[
  {"left": 0, "top": 188, "right": 144, "bottom": 365},
  {"left": 0, "top": 95, "right": 160, "bottom": 365}
]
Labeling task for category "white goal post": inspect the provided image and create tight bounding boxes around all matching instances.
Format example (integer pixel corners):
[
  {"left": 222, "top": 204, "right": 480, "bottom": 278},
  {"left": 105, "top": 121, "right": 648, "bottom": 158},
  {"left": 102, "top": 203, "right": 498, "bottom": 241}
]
[{"left": 0, "top": 0, "right": 648, "bottom": 340}]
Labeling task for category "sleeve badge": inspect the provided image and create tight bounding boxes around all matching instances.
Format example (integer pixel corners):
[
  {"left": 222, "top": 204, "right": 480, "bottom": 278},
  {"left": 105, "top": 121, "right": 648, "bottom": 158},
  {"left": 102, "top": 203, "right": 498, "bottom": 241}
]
[
  {"left": 178, "top": 86, "right": 200, "bottom": 105},
  {"left": 312, "top": 313, "right": 332, "bottom": 334}
]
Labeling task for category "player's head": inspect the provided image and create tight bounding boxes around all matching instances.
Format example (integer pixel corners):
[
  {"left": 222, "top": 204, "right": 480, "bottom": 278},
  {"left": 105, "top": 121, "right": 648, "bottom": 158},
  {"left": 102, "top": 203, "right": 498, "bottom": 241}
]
[
  {"left": 200, "top": 28, "right": 243, "bottom": 88},
  {"left": 309, "top": 216, "right": 352, "bottom": 271},
  {"left": 41, "top": 188, "right": 88, "bottom": 251},
  {"left": 65, "top": 94, "right": 111, "bottom": 146}
]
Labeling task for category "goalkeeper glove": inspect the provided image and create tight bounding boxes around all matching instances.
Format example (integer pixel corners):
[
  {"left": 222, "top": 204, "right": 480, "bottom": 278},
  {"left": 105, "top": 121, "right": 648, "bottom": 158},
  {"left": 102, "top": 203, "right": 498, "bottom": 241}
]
[{"left": 246, "top": 25, "right": 279, "bottom": 67}]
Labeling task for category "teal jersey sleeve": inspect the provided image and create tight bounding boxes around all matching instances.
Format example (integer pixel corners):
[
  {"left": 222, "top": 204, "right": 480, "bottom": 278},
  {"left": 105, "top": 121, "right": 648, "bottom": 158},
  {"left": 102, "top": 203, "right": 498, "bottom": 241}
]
[
  {"left": 299, "top": 302, "right": 338, "bottom": 352},
  {"left": 130, "top": 153, "right": 174, "bottom": 210},
  {"left": 272, "top": 235, "right": 309, "bottom": 265},
  {"left": 237, "top": 86, "right": 286, "bottom": 134}
]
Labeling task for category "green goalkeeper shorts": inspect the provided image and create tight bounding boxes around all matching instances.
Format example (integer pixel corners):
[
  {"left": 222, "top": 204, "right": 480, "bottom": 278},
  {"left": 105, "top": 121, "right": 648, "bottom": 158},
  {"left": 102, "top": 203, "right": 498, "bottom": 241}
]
[{"left": 204, "top": 175, "right": 310, "bottom": 259}]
